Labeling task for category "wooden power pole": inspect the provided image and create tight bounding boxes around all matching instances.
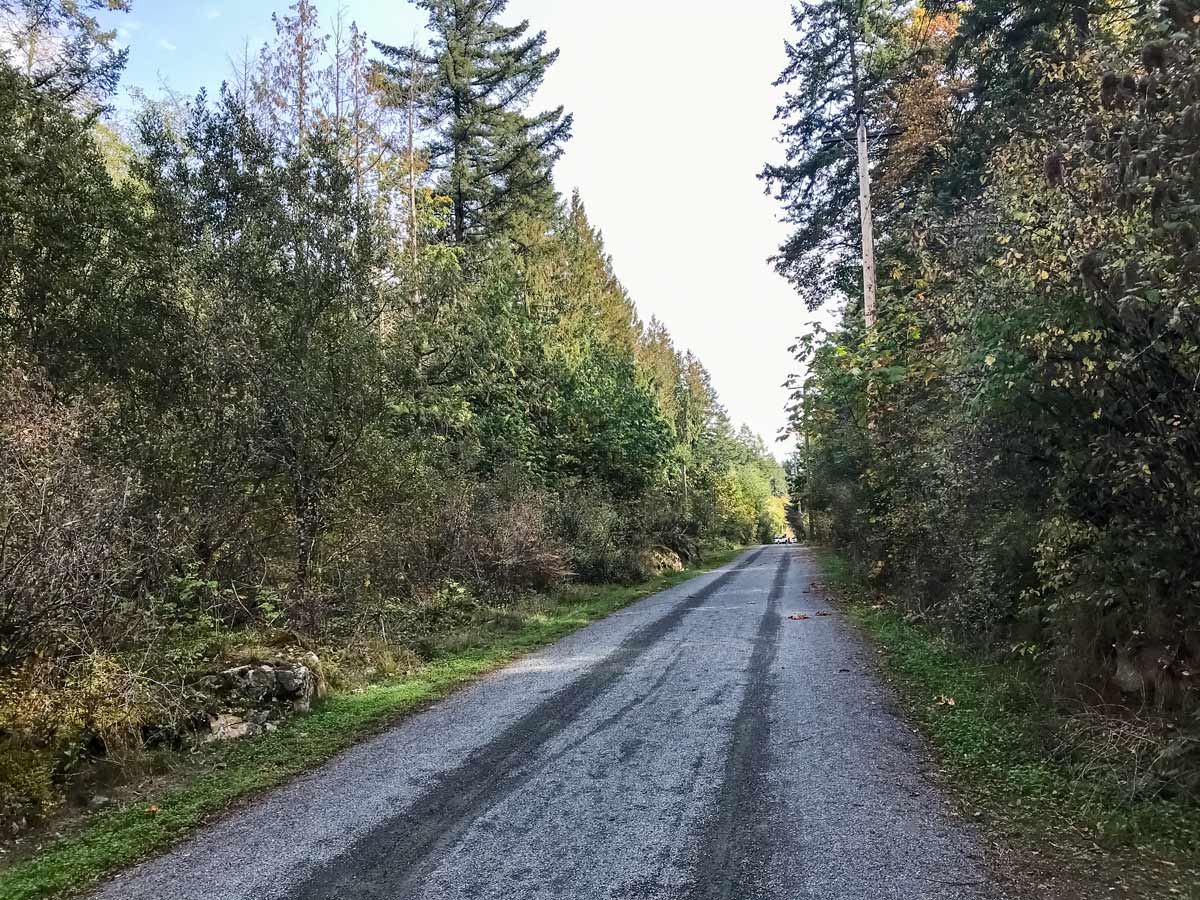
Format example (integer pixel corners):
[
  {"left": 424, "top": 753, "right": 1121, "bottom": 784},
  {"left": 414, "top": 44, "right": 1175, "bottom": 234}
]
[
  {"left": 802, "top": 380, "right": 814, "bottom": 542},
  {"left": 855, "top": 109, "right": 877, "bottom": 331},
  {"left": 821, "top": 110, "right": 888, "bottom": 333},
  {"left": 844, "top": 17, "right": 884, "bottom": 333}
]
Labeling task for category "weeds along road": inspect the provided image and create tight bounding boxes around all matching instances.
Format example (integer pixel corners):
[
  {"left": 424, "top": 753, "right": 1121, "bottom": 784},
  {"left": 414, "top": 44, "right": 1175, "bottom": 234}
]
[{"left": 94, "top": 546, "right": 1005, "bottom": 900}]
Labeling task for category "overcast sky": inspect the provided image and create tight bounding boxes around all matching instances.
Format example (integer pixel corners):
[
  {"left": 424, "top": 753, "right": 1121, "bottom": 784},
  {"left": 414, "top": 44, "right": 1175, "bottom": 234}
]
[{"left": 107, "top": 1, "right": 828, "bottom": 452}]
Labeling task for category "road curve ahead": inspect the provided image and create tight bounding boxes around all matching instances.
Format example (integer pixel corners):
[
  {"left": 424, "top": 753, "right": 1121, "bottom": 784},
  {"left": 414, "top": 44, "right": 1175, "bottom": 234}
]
[{"left": 95, "top": 546, "right": 1005, "bottom": 900}]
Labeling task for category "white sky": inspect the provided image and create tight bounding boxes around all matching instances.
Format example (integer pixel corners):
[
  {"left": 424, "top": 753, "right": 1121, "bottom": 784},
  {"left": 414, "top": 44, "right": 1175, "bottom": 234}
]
[
  {"left": 108, "top": 1, "right": 822, "bottom": 452},
  {"left": 511, "top": 1, "right": 812, "bottom": 450}
]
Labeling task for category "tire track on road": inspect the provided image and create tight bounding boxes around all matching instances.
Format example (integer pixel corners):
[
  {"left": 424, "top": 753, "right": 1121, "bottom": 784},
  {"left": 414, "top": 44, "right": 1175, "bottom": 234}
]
[
  {"left": 288, "top": 548, "right": 767, "bottom": 900},
  {"left": 684, "top": 548, "right": 791, "bottom": 900}
]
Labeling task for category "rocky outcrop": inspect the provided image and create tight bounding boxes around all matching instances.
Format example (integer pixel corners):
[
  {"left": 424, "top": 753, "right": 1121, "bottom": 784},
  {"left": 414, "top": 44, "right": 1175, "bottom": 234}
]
[
  {"left": 218, "top": 662, "right": 316, "bottom": 712},
  {"left": 195, "top": 653, "right": 324, "bottom": 742},
  {"left": 206, "top": 713, "right": 259, "bottom": 743}
]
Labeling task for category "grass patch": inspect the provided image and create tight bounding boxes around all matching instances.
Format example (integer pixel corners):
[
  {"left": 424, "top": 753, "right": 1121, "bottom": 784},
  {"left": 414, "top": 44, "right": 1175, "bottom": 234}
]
[
  {"left": 817, "top": 548, "right": 1200, "bottom": 898},
  {"left": 0, "top": 546, "right": 745, "bottom": 900}
]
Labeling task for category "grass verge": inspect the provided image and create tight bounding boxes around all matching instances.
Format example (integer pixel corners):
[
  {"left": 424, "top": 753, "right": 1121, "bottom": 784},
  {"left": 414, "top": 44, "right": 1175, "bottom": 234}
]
[
  {"left": 816, "top": 549, "right": 1200, "bottom": 900},
  {"left": 0, "top": 546, "right": 745, "bottom": 900}
]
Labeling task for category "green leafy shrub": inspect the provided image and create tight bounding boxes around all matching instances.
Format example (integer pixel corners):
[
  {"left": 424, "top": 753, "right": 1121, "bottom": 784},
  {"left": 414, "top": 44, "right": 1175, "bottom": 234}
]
[
  {"left": 0, "top": 737, "right": 57, "bottom": 833},
  {"left": 782, "top": 3, "right": 1200, "bottom": 720},
  {"left": 551, "top": 485, "right": 641, "bottom": 583}
]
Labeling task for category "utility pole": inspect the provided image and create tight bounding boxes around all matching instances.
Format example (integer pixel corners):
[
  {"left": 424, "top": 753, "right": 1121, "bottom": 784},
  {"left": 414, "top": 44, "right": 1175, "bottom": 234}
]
[
  {"left": 855, "top": 108, "right": 877, "bottom": 331},
  {"left": 847, "top": 19, "right": 877, "bottom": 334},
  {"left": 821, "top": 11, "right": 892, "bottom": 335},
  {"left": 395, "top": 33, "right": 423, "bottom": 314},
  {"left": 820, "top": 109, "right": 889, "bottom": 333},
  {"left": 407, "top": 37, "right": 421, "bottom": 302},
  {"left": 802, "top": 381, "right": 814, "bottom": 542}
]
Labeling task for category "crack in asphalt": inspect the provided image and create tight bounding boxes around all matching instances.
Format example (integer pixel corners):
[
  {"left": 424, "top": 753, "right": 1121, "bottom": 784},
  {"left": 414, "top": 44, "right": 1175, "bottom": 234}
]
[{"left": 287, "top": 548, "right": 767, "bottom": 900}]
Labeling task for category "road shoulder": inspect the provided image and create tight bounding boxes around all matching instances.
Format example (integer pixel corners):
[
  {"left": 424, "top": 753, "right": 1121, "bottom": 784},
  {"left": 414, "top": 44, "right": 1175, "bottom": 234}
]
[{"left": 817, "top": 548, "right": 1200, "bottom": 900}]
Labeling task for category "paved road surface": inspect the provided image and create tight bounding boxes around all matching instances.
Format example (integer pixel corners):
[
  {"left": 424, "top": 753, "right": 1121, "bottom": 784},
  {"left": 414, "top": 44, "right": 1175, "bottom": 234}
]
[{"left": 95, "top": 546, "right": 1005, "bottom": 900}]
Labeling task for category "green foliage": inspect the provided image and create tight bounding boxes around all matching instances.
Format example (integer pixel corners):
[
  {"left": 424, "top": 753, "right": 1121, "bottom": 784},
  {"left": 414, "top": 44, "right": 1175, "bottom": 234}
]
[
  {"left": 779, "top": 2, "right": 1200, "bottom": 719},
  {"left": 775, "top": 15, "right": 1200, "bottom": 868},
  {"left": 0, "top": 64, "right": 168, "bottom": 393},
  {"left": 135, "top": 91, "right": 392, "bottom": 622},
  {"left": 0, "top": 0, "right": 780, "bottom": 852}
]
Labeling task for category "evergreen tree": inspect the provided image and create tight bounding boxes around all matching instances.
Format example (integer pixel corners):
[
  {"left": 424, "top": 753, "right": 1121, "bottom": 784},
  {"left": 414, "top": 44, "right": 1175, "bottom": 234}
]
[
  {"left": 635, "top": 317, "right": 683, "bottom": 428},
  {"left": 376, "top": 0, "right": 572, "bottom": 244},
  {"left": 518, "top": 192, "right": 641, "bottom": 359},
  {"left": 558, "top": 193, "right": 641, "bottom": 352},
  {"left": 940, "top": 0, "right": 1095, "bottom": 200},
  {"left": 0, "top": 0, "right": 130, "bottom": 102},
  {"left": 760, "top": 0, "right": 901, "bottom": 307}
]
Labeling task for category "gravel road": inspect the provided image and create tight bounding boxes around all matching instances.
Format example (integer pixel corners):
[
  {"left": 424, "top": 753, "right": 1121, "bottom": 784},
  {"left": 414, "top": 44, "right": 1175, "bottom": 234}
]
[{"left": 94, "top": 546, "right": 1006, "bottom": 900}]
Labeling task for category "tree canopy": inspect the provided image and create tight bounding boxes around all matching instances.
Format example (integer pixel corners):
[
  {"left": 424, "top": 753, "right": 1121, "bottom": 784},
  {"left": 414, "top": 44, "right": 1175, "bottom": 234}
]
[{"left": 375, "top": 0, "right": 572, "bottom": 243}]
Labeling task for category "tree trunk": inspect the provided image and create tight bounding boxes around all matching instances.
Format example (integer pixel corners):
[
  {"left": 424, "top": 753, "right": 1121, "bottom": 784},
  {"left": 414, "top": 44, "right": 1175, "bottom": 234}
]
[
  {"left": 408, "top": 39, "right": 422, "bottom": 304},
  {"left": 452, "top": 89, "right": 465, "bottom": 243},
  {"left": 292, "top": 478, "right": 321, "bottom": 629}
]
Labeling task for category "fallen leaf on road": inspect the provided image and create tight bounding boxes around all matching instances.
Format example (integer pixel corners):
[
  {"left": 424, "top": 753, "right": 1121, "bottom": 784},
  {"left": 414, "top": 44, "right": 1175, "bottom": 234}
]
[
  {"left": 787, "top": 613, "right": 810, "bottom": 621},
  {"left": 815, "top": 611, "right": 832, "bottom": 617}
]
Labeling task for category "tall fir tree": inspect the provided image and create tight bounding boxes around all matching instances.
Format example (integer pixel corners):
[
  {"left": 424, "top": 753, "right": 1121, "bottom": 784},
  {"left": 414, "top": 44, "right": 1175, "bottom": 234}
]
[
  {"left": 760, "top": 0, "right": 901, "bottom": 308},
  {"left": 376, "top": 0, "right": 572, "bottom": 244}
]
